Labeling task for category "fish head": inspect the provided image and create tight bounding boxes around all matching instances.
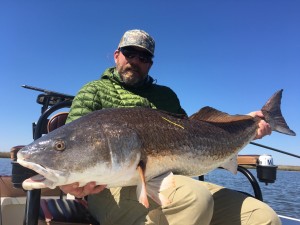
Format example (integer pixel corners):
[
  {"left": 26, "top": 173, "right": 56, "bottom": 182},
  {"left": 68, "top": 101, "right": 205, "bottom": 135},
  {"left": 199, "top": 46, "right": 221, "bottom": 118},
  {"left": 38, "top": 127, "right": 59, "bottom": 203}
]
[
  {"left": 17, "top": 120, "right": 110, "bottom": 190},
  {"left": 17, "top": 112, "right": 144, "bottom": 190}
]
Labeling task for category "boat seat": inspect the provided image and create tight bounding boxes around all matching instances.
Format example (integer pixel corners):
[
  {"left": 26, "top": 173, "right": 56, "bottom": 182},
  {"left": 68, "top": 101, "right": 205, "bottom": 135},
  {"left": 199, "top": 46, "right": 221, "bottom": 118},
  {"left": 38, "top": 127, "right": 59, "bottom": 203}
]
[
  {"left": 47, "top": 112, "right": 69, "bottom": 133},
  {"left": 38, "top": 198, "right": 98, "bottom": 225}
]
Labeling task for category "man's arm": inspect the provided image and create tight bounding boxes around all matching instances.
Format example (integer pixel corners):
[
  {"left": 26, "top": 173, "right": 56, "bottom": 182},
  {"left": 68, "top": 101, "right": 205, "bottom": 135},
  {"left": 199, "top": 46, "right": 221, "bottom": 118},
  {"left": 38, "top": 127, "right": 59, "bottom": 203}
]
[{"left": 66, "top": 81, "right": 102, "bottom": 123}]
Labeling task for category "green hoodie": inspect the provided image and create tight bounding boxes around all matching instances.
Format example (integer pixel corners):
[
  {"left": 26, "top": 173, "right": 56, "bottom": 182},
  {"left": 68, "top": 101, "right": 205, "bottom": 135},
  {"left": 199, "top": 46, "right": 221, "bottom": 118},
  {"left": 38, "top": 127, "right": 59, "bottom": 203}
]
[{"left": 66, "top": 67, "right": 186, "bottom": 123}]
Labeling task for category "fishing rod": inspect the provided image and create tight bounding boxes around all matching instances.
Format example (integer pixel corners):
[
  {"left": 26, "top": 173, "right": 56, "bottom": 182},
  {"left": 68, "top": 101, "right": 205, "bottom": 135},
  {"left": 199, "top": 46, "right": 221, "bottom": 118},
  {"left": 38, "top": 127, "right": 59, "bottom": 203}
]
[{"left": 250, "top": 142, "right": 300, "bottom": 159}]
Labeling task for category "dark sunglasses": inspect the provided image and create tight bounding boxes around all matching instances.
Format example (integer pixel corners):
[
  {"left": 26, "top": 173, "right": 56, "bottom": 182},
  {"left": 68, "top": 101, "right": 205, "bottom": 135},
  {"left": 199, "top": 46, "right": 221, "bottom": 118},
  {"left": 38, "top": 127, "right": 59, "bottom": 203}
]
[{"left": 119, "top": 47, "right": 153, "bottom": 63}]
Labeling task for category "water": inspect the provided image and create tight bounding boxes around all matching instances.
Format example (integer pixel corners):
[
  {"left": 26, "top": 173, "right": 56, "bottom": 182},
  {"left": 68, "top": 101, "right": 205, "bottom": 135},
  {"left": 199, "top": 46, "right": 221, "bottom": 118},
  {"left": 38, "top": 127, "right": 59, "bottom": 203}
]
[
  {"left": 204, "top": 168, "right": 300, "bottom": 219},
  {"left": 0, "top": 158, "right": 12, "bottom": 176},
  {"left": 1, "top": 158, "right": 299, "bottom": 219}
]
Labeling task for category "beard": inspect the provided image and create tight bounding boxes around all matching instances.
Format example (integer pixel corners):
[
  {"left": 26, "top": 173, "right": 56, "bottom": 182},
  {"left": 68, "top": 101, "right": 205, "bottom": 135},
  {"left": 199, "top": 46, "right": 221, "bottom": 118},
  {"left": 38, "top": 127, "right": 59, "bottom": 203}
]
[{"left": 118, "top": 65, "right": 147, "bottom": 87}]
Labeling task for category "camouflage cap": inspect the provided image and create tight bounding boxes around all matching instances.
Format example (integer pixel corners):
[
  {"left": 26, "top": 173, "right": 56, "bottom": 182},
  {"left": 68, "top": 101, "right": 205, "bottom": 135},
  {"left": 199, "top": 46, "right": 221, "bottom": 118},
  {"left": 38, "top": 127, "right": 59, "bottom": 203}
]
[{"left": 118, "top": 29, "right": 155, "bottom": 56}]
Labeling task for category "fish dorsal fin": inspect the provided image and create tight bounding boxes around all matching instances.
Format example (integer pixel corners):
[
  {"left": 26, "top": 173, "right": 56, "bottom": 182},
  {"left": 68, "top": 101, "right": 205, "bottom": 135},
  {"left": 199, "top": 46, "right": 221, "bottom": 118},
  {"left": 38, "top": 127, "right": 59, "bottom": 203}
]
[
  {"left": 189, "top": 107, "right": 256, "bottom": 134},
  {"left": 190, "top": 106, "right": 252, "bottom": 123}
]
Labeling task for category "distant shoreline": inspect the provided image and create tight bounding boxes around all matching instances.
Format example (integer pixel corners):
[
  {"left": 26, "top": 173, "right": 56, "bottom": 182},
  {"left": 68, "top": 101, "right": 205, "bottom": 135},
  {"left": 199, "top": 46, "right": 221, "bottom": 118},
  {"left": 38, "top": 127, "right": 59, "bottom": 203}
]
[
  {"left": 1, "top": 151, "right": 299, "bottom": 171},
  {"left": 243, "top": 165, "right": 300, "bottom": 172},
  {"left": 0, "top": 152, "right": 10, "bottom": 158}
]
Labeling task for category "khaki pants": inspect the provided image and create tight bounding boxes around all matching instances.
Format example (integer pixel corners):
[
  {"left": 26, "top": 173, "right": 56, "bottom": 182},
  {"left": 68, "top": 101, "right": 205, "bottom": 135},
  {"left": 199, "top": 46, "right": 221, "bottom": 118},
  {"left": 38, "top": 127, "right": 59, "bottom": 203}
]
[{"left": 88, "top": 175, "right": 281, "bottom": 225}]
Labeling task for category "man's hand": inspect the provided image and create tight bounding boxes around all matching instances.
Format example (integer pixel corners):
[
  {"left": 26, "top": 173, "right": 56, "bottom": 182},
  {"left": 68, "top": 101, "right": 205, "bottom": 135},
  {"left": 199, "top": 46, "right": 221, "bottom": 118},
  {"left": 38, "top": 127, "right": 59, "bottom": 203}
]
[
  {"left": 60, "top": 182, "right": 106, "bottom": 198},
  {"left": 248, "top": 111, "right": 272, "bottom": 139}
]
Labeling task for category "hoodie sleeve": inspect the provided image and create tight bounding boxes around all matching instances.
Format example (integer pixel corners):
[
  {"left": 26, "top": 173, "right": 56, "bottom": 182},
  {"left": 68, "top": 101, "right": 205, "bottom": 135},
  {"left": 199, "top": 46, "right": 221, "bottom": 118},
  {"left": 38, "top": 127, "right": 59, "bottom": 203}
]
[{"left": 66, "top": 81, "right": 102, "bottom": 123}]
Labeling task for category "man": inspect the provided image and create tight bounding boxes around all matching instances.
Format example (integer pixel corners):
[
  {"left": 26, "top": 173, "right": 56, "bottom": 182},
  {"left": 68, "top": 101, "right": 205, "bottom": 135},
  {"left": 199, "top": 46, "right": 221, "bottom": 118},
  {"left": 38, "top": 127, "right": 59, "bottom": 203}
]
[{"left": 61, "top": 29, "right": 281, "bottom": 225}]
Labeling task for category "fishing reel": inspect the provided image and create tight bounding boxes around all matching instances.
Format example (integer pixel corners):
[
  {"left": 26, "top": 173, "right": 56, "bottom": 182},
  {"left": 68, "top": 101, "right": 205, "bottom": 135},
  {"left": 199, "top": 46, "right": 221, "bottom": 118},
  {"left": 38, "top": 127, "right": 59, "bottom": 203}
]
[{"left": 256, "top": 154, "right": 278, "bottom": 185}]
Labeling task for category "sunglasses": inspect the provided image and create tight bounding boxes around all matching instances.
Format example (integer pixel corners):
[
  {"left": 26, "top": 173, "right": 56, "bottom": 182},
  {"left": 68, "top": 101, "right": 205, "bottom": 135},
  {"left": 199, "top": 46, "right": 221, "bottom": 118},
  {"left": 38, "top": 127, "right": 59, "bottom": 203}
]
[{"left": 119, "top": 47, "right": 153, "bottom": 63}]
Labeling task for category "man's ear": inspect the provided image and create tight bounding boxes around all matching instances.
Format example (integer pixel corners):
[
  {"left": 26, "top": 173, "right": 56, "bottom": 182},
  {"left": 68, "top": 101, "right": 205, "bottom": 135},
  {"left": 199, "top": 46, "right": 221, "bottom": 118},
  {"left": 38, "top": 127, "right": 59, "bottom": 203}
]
[{"left": 114, "top": 50, "right": 119, "bottom": 63}]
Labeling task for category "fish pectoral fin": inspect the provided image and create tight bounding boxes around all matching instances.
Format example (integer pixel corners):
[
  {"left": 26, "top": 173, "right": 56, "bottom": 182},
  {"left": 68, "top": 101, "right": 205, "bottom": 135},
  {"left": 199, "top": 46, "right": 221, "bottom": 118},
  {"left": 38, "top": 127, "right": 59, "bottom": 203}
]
[
  {"left": 146, "top": 172, "right": 176, "bottom": 206},
  {"left": 136, "top": 163, "right": 149, "bottom": 208},
  {"left": 220, "top": 155, "right": 238, "bottom": 174}
]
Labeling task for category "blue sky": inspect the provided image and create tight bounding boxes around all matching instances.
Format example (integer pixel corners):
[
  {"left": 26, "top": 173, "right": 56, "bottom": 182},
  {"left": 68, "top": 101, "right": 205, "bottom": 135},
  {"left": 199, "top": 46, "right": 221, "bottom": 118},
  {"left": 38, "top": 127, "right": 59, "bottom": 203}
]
[{"left": 1, "top": 0, "right": 299, "bottom": 166}]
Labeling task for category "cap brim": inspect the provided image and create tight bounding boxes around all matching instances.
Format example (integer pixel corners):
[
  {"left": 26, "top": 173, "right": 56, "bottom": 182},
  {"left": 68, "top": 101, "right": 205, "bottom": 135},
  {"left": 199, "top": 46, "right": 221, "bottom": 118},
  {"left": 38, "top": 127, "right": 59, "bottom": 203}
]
[{"left": 118, "top": 44, "right": 154, "bottom": 56}]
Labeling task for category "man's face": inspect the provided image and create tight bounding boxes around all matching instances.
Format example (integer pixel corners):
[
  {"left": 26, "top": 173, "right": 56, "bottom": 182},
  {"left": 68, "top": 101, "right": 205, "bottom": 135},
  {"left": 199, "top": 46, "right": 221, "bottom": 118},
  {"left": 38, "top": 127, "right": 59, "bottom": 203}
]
[{"left": 114, "top": 46, "right": 153, "bottom": 86}]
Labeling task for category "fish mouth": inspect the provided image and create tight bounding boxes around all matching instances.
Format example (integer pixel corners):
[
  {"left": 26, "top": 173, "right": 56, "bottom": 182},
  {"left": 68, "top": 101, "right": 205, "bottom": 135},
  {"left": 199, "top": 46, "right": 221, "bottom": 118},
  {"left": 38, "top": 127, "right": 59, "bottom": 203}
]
[{"left": 17, "top": 158, "right": 68, "bottom": 190}]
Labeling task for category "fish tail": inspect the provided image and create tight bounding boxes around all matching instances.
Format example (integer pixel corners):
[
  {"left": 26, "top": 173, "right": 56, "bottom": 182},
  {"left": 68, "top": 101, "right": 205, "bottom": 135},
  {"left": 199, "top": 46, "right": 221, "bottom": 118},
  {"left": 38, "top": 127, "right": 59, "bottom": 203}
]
[{"left": 261, "top": 89, "right": 296, "bottom": 136}]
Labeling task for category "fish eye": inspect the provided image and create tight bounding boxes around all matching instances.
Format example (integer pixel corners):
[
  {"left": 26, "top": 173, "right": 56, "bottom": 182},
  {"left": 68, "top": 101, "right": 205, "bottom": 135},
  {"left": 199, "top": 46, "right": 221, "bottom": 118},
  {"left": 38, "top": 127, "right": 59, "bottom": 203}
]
[{"left": 54, "top": 140, "right": 66, "bottom": 151}]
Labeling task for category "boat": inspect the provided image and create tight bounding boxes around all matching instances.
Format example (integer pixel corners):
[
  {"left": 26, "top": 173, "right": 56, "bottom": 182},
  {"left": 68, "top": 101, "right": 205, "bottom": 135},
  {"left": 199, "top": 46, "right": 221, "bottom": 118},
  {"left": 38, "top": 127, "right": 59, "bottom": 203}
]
[{"left": 1, "top": 85, "right": 299, "bottom": 225}]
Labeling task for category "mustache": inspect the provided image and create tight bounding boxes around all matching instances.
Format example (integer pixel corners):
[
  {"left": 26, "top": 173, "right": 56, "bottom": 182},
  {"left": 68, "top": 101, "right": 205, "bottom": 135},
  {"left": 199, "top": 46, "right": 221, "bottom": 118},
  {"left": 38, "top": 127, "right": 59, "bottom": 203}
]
[{"left": 125, "top": 65, "right": 141, "bottom": 73}]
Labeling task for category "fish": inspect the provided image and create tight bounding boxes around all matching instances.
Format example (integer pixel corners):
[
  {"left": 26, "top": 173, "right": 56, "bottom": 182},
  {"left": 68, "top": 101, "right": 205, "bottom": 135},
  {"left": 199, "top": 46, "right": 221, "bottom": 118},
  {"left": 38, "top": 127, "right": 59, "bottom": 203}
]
[{"left": 17, "top": 89, "right": 296, "bottom": 208}]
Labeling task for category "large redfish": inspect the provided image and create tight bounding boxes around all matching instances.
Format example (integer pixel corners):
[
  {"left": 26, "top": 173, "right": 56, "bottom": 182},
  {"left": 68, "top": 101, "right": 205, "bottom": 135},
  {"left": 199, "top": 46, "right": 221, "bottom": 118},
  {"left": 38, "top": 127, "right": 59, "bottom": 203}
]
[{"left": 17, "top": 90, "right": 295, "bottom": 207}]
